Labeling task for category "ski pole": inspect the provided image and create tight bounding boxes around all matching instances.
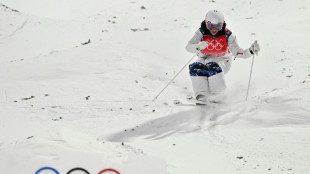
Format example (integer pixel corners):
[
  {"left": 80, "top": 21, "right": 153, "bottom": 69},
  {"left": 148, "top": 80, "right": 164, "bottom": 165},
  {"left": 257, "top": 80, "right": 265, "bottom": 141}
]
[
  {"left": 152, "top": 54, "right": 197, "bottom": 101},
  {"left": 246, "top": 53, "right": 255, "bottom": 101}
]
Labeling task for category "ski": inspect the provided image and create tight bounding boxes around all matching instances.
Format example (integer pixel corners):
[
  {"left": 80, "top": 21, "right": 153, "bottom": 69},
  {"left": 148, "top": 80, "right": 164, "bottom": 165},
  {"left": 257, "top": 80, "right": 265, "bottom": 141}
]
[
  {"left": 173, "top": 99, "right": 207, "bottom": 106},
  {"left": 173, "top": 99, "right": 196, "bottom": 106},
  {"left": 174, "top": 95, "right": 221, "bottom": 106},
  {"left": 186, "top": 95, "right": 221, "bottom": 105},
  {"left": 186, "top": 96, "right": 208, "bottom": 105}
]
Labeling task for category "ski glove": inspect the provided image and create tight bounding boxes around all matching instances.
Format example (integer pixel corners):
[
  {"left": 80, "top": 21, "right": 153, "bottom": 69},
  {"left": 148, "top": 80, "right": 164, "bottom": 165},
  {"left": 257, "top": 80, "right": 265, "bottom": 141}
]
[
  {"left": 249, "top": 40, "right": 260, "bottom": 56},
  {"left": 196, "top": 41, "right": 208, "bottom": 51}
]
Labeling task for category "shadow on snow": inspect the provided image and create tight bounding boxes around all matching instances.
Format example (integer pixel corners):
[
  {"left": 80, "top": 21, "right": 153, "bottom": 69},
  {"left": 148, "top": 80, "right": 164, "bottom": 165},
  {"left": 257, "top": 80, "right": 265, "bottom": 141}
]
[{"left": 107, "top": 87, "right": 310, "bottom": 142}]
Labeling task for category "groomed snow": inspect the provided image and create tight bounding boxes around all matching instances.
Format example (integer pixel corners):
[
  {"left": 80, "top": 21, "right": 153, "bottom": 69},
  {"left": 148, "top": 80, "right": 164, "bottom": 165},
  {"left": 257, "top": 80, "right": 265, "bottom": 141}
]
[{"left": 0, "top": 0, "right": 309, "bottom": 173}]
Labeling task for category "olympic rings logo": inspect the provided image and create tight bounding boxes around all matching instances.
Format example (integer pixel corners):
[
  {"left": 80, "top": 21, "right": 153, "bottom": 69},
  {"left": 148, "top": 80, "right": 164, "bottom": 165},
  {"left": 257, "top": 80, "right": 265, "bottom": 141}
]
[
  {"left": 207, "top": 39, "right": 225, "bottom": 51},
  {"left": 35, "top": 167, "right": 120, "bottom": 174}
]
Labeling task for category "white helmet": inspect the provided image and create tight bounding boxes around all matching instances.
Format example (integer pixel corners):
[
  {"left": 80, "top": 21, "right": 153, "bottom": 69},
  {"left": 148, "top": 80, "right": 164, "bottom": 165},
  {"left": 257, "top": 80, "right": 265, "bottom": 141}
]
[
  {"left": 205, "top": 10, "right": 224, "bottom": 24},
  {"left": 205, "top": 10, "right": 224, "bottom": 31}
]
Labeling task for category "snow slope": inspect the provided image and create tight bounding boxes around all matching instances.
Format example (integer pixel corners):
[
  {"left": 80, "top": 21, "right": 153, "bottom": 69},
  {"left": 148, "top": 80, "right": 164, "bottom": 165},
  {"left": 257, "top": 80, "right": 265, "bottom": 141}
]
[{"left": 0, "top": 0, "right": 310, "bottom": 173}]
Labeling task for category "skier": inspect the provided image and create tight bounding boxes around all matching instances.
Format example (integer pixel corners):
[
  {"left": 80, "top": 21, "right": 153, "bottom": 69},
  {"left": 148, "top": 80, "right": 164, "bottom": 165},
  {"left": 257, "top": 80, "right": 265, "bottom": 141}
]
[{"left": 186, "top": 10, "right": 260, "bottom": 104}]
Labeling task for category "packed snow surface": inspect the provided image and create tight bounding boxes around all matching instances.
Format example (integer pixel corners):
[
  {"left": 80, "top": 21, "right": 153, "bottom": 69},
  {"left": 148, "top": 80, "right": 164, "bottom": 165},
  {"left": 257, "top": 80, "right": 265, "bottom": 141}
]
[{"left": 0, "top": 0, "right": 310, "bottom": 173}]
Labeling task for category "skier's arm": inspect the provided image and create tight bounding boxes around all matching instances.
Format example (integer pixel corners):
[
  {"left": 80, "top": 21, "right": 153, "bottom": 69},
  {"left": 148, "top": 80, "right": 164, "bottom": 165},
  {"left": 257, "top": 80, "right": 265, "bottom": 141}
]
[
  {"left": 228, "top": 33, "right": 253, "bottom": 59},
  {"left": 185, "top": 30, "right": 203, "bottom": 53}
]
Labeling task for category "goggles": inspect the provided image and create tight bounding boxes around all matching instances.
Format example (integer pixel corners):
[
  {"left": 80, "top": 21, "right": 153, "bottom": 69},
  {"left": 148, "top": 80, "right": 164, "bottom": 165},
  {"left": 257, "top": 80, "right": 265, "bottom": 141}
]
[{"left": 206, "top": 22, "right": 223, "bottom": 31}]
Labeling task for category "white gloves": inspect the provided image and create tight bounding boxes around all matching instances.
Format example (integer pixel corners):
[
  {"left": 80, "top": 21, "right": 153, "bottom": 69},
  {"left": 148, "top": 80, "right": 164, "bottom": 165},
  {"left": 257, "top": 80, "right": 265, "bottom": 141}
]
[
  {"left": 196, "top": 41, "right": 208, "bottom": 51},
  {"left": 250, "top": 40, "right": 260, "bottom": 56}
]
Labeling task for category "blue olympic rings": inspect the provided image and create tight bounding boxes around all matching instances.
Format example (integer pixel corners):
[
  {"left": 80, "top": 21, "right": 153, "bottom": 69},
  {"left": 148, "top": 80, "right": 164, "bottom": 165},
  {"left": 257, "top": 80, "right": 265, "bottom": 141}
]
[{"left": 35, "top": 167, "right": 59, "bottom": 174}]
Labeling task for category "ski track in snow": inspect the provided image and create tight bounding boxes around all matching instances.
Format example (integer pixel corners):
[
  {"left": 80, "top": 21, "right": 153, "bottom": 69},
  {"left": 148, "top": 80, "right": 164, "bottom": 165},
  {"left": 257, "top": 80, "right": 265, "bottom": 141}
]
[
  {"left": 0, "top": 0, "right": 310, "bottom": 173},
  {"left": 1, "top": 20, "right": 28, "bottom": 40}
]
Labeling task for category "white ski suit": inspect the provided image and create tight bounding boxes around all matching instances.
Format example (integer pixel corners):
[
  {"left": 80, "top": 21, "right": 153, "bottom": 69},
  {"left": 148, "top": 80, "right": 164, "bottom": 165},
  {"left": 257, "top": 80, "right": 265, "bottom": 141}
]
[{"left": 186, "top": 22, "right": 252, "bottom": 100}]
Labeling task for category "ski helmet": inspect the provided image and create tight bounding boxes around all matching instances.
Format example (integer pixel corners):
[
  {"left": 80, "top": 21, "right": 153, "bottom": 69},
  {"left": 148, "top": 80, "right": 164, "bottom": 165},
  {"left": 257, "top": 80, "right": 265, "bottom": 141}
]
[{"left": 205, "top": 10, "right": 224, "bottom": 31}]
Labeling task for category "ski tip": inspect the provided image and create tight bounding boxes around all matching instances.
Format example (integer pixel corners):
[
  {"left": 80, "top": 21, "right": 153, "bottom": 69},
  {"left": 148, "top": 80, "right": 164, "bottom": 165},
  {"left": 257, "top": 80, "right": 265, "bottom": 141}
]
[{"left": 186, "top": 95, "right": 193, "bottom": 100}]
